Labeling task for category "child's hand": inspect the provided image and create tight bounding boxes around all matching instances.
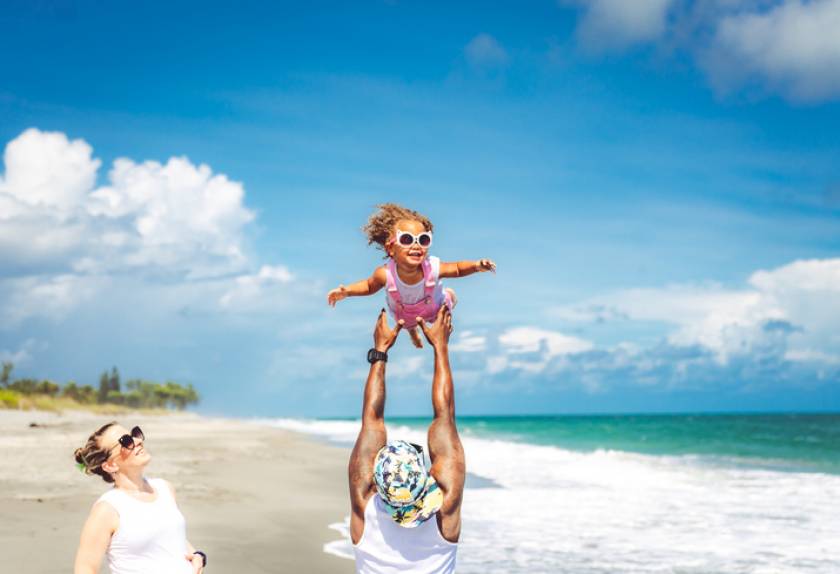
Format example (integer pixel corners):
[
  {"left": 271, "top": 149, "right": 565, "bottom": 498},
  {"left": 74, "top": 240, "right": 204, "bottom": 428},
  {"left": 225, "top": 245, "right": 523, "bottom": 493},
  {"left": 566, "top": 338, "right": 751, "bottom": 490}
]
[
  {"left": 327, "top": 285, "right": 349, "bottom": 306},
  {"left": 477, "top": 259, "right": 496, "bottom": 273}
]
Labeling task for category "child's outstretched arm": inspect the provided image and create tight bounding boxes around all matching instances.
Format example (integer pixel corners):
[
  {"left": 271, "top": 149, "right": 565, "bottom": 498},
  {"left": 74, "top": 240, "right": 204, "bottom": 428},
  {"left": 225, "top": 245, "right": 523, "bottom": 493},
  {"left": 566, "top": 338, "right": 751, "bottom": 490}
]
[
  {"left": 439, "top": 259, "right": 496, "bottom": 279},
  {"left": 327, "top": 266, "right": 388, "bottom": 307}
]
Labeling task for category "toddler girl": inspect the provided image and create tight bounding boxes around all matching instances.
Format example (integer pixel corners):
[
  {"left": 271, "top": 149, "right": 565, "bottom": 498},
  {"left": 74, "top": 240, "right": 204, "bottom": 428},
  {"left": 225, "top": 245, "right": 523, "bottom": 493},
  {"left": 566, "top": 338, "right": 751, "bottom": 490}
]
[{"left": 327, "top": 203, "right": 495, "bottom": 348}]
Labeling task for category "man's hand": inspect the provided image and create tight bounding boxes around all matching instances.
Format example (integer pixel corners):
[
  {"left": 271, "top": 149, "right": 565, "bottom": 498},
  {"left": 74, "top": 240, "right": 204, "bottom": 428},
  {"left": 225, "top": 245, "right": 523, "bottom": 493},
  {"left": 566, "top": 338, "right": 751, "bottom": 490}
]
[
  {"left": 417, "top": 306, "right": 453, "bottom": 349},
  {"left": 327, "top": 285, "right": 349, "bottom": 306},
  {"left": 374, "top": 309, "right": 403, "bottom": 353}
]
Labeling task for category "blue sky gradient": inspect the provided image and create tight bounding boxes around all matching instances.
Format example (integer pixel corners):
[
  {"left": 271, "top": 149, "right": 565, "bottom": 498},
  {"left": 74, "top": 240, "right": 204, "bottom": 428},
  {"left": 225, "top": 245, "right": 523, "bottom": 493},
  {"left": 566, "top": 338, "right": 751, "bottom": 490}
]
[{"left": 1, "top": 1, "right": 839, "bottom": 416}]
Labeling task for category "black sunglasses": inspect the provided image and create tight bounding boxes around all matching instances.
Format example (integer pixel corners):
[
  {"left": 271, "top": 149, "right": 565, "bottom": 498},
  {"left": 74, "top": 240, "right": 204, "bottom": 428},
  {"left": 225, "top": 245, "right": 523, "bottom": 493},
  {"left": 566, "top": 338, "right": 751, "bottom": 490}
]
[
  {"left": 409, "top": 442, "right": 424, "bottom": 458},
  {"left": 108, "top": 426, "right": 145, "bottom": 453}
]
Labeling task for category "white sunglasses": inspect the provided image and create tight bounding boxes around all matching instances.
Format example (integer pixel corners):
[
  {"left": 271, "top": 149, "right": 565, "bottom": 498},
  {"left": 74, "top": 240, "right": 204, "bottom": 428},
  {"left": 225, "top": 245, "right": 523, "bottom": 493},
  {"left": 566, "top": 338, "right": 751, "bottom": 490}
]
[{"left": 394, "top": 229, "right": 433, "bottom": 248}]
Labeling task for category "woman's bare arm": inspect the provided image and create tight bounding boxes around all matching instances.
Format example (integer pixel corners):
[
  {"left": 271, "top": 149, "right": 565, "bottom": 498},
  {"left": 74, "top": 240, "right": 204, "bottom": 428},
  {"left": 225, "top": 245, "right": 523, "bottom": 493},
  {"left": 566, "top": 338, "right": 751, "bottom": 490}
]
[
  {"left": 328, "top": 267, "right": 388, "bottom": 306},
  {"left": 162, "top": 480, "right": 204, "bottom": 573},
  {"left": 74, "top": 501, "right": 118, "bottom": 574},
  {"left": 439, "top": 259, "right": 496, "bottom": 279}
]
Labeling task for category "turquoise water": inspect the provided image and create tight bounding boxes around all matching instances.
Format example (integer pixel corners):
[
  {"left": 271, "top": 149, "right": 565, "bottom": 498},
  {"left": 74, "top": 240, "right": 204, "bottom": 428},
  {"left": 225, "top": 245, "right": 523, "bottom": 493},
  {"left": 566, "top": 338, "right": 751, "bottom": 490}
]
[
  {"left": 272, "top": 414, "right": 840, "bottom": 572},
  {"left": 388, "top": 413, "right": 840, "bottom": 475}
]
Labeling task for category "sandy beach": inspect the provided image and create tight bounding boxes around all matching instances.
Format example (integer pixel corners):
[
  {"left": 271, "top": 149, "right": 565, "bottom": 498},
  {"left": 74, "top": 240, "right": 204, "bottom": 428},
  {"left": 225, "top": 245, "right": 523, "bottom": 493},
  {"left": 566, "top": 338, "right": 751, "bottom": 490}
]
[{"left": 0, "top": 409, "right": 354, "bottom": 574}]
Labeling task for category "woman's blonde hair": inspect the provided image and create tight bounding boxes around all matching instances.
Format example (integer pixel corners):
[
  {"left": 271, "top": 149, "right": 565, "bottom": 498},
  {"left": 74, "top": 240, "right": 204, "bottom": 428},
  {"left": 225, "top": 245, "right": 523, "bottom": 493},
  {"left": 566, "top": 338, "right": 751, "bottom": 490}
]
[
  {"left": 74, "top": 421, "right": 117, "bottom": 483},
  {"left": 363, "top": 203, "right": 433, "bottom": 257}
]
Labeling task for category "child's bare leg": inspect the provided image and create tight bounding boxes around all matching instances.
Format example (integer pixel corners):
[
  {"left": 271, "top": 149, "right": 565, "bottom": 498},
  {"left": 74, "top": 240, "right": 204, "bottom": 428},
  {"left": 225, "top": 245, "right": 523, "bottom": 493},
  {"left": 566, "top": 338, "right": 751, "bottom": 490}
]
[
  {"left": 409, "top": 327, "right": 424, "bottom": 348},
  {"left": 445, "top": 288, "right": 458, "bottom": 310}
]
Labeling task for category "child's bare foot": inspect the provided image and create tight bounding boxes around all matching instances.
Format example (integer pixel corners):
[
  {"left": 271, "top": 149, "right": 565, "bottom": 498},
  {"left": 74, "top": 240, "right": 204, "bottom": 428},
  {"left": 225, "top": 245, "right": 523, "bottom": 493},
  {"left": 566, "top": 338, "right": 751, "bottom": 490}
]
[
  {"left": 409, "top": 327, "right": 424, "bottom": 348},
  {"left": 445, "top": 288, "right": 458, "bottom": 310}
]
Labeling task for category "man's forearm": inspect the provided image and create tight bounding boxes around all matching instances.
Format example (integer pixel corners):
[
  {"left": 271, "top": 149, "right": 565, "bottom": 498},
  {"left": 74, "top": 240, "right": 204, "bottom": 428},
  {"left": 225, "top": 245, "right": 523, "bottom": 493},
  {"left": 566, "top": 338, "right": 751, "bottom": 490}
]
[
  {"left": 362, "top": 362, "right": 387, "bottom": 423},
  {"left": 431, "top": 346, "right": 454, "bottom": 419}
]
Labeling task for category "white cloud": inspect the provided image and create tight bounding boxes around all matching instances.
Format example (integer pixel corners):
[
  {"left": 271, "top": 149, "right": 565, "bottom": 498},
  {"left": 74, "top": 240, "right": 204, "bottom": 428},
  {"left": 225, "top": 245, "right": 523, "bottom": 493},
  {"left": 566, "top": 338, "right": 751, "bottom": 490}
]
[
  {"left": 499, "top": 326, "right": 594, "bottom": 356},
  {"left": 558, "top": 0, "right": 840, "bottom": 102},
  {"left": 449, "top": 330, "right": 487, "bottom": 353},
  {"left": 491, "top": 327, "right": 594, "bottom": 375},
  {"left": 87, "top": 156, "right": 254, "bottom": 274},
  {"left": 464, "top": 257, "right": 840, "bottom": 391},
  {"left": 0, "top": 128, "right": 255, "bottom": 277},
  {"left": 571, "top": 0, "right": 674, "bottom": 52},
  {"left": 553, "top": 258, "right": 840, "bottom": 367},
  {"left": 0, "top": 274, "right": 103, "bottom": 326},
  {"left": 0, "top": 128, "right": 100, "bottom": 214},
  {"left": 464, "top": 34, "right": 510, "bottom": 69},
  {"left": 219, "top": 265, "right": 295, "bottom": 311},
  {"left": 387, "top": 355, "right": 427, "bottom": 379},
  {"left": 707, "top": 0, "right": 840, "bottom": 100},
  {"left": 0, "top": 128, "right": 290, "bottom": 324},
  {"left": 0, "top": 339, "right": 42, "bottom": 366}
]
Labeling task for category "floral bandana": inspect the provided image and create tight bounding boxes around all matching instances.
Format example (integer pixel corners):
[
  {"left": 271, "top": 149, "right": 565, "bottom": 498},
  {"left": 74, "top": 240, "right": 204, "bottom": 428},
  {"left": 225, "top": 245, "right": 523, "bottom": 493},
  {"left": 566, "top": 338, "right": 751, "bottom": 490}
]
[{"left": 373, "top": 440, "right": 444, "bottom": 528}]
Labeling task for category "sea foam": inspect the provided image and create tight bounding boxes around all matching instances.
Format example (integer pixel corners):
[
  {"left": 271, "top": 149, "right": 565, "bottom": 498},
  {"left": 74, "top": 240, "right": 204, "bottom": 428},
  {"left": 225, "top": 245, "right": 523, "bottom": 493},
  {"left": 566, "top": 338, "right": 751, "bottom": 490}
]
[{"left": 260, "top": 418, "right": 840, "bottom": 573}]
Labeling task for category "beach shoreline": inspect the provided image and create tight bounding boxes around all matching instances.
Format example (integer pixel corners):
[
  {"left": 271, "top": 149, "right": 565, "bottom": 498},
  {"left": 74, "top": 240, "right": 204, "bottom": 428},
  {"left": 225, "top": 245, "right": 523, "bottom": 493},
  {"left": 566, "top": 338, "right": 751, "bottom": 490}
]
[{"left": 0, "top": 409, "right": 354, "bottom": 574}]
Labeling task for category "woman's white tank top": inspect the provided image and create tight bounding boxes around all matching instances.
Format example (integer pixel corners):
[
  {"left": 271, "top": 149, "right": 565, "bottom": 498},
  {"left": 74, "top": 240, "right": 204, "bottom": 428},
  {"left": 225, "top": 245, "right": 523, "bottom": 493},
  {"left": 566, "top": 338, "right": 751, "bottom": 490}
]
[
  {"left": 96, "top": 478, "right": 192, "bottom": 574},
  {"left": 353, "top": 495, "right": 458, "bottom": 574}
]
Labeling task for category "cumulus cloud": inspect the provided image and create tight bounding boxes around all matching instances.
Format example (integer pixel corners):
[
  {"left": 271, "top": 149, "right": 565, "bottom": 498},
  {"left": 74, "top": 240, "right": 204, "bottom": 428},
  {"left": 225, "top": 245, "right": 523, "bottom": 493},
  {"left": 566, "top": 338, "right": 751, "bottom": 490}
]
[
  {"left": 0, "top": 274, "right": 103, "bottom": 326},
  {"left": 705, "top": 0, "right": 840, "bottom": 100},
  {"left": 499, "top": 326, "right": 594, "bottom": 356},
  {"left": 572, "top": 0, "right": 675, "bottom": 52},
  {"left": 0, "top": 128, "right": 100, "bottom": 214},
  {"left": 464, "top": 34, "right": 510, "bottom": 69},
  {"left": 87, "top": 156, "right": 254, "bottom": 274},
  {"left": 449, "top": 330, "right": 487, "bottom": 353},
  {"left": 0, "top": 128, "right": 255, "bottom": 277},
  {"left": 559, "top": 0, "right": 840, "bottom": 102},
  {"left": 482, "top": 258, "right": 840, "bottom": 391},
  {"left": 219, "top": 265, "right": 295, "bottom": 312},
  {"left": 489, "top": 326, "right": 594, "bottom": 375},
  {"left": 0, "top": 128, "right": 290, "bottom": 325}
]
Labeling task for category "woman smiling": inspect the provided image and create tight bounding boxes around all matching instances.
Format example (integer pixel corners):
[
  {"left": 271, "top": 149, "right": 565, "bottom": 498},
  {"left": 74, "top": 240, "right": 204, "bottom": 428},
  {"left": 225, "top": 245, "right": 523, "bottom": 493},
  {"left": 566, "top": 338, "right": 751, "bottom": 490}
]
[{"left": 73, "top": 422, "right": 206, "bottom": 574}]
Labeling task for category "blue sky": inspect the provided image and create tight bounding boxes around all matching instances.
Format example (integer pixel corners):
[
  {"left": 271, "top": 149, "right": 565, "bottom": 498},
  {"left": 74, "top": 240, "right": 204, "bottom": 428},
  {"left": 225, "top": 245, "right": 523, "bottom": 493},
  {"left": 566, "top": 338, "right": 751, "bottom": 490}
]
[{"left": 1, "top": 1, "right": 839, "bottom": 416}]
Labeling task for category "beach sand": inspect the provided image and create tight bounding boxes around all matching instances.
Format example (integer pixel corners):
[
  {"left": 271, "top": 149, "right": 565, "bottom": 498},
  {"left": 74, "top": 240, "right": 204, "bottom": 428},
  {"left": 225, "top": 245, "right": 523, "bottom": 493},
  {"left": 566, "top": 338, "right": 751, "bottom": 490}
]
[{"left": 0, "top": 410, "right": 354, "bottom": 573}]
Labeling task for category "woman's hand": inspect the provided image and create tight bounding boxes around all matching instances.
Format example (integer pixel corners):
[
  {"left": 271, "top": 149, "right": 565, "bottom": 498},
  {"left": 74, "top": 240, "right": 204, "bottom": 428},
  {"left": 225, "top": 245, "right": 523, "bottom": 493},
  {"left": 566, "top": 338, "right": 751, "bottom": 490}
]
[
  {"left": 327, "top": 285, "right": 349, "bottom": 306},
  {"left": 476, "top": 259, "right": 496, "bottom": 273},
  {"left": 185, "top": 553, "right": 204, "bottom": 573}
]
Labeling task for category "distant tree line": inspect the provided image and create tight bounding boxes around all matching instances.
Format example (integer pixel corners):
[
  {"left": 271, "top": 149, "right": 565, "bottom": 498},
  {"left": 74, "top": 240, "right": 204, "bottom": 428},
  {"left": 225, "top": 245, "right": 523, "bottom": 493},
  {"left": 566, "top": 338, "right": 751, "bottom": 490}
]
[{"left": 0, "top": 362, "right": 199, "bottom": 410}]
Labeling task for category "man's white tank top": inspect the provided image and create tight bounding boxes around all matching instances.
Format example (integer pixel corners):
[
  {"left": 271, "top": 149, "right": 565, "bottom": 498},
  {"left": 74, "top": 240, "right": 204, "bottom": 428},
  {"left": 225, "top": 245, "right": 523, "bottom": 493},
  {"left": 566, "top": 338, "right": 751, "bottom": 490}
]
[
  {"left": 353, "top": 495, "right": 458, "bottom": 574},
  {"left": 96, "top": 478, "right": 192, "bottom": 574}
]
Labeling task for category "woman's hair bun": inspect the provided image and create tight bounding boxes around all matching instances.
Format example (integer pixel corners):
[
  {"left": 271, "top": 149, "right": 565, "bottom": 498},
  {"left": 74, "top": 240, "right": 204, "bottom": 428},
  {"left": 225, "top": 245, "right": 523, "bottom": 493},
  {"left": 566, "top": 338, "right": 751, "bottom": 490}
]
[{"left": 73, "top": 422, "right": 117, "bottom": 482}]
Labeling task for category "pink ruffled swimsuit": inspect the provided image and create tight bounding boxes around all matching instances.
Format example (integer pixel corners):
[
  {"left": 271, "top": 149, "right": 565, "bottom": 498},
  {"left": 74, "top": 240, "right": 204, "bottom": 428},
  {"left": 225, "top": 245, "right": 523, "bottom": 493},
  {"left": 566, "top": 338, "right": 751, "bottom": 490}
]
[{"left": 385, "top": 256, "right": 453, "bottom": 329}]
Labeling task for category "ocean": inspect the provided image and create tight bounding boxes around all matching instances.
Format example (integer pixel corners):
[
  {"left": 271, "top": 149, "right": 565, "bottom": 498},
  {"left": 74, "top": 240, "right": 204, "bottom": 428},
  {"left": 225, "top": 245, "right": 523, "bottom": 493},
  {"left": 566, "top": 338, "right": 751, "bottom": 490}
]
[{"left": 261, "top": 414, "right": 840, "bottom": 573}]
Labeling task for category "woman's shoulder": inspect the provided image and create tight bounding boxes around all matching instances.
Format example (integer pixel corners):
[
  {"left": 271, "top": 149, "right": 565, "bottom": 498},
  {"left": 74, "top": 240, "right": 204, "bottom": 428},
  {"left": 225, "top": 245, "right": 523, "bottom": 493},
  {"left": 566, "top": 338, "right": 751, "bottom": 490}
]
[{"left": 90, "top": 496, "right": 121, "bottom": 524}]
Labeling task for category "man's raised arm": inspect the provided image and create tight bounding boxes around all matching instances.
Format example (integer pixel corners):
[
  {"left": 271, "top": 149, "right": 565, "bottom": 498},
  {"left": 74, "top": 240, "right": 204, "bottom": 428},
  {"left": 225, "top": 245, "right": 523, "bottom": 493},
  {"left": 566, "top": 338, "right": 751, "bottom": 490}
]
[
  {"left": 348, "top": 310, "right": 403, "bottom": 544},
  {"left": 417, "top": 307, "right": 466, "bottom": 543}
]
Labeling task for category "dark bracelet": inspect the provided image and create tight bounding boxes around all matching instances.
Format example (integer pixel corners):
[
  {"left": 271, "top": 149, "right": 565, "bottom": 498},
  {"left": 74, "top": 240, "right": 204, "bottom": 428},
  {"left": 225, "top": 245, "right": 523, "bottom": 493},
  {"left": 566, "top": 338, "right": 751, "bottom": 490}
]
[{"left": 193, "top": 550, "right": 207, "bottom": 567}]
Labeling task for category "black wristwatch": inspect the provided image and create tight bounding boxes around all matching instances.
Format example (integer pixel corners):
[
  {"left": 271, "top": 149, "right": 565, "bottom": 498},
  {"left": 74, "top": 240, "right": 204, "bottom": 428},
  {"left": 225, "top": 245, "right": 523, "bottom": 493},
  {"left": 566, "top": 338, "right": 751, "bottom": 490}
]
[
  {"left": 367, "top": 348, "right": 388, "bottom": 364},
  {"left": 193, "top": 551, "right": 207, "bottom": 567}
]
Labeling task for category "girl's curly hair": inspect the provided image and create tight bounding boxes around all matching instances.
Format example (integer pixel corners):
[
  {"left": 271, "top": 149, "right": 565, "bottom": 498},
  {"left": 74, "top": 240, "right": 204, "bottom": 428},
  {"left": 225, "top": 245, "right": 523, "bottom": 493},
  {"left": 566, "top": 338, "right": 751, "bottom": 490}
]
[
  {"left": 363, "top": 203, "right": 433, "bottom": 257},
  {"left": 74, "top": 421, "right": 118, "bottom": 483}
]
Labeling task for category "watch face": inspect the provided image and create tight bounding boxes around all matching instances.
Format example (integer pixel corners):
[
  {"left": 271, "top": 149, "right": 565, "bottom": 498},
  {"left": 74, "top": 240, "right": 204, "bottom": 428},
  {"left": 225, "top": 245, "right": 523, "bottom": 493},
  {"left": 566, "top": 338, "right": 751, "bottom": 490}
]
[{"left": 368, "top": 349, "right": 387, "bottom": 363}]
